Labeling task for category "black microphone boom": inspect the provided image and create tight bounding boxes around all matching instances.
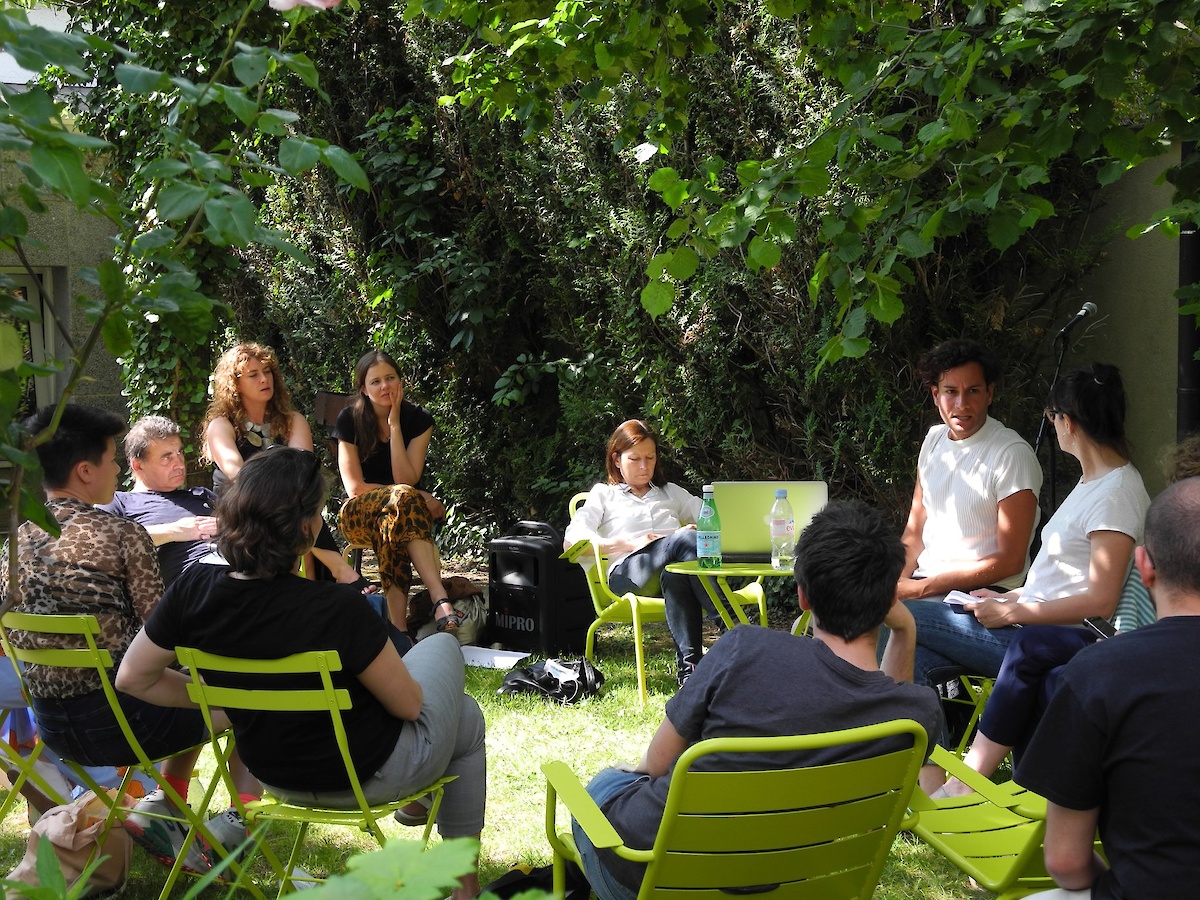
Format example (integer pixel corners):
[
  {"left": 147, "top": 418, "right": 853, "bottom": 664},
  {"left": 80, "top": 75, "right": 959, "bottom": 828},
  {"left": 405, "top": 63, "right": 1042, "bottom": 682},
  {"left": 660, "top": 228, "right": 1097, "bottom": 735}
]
[{"left": 1056, "top": 302, "right": 1098, "bottom": 340}]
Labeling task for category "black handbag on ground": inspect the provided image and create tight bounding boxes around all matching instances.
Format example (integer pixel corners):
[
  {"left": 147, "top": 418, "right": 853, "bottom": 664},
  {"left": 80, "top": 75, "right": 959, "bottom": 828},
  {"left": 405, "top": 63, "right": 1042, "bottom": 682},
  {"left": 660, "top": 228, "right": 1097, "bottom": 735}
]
[{"left": 496, "top": 658, "right": 604, "bottom": 704}]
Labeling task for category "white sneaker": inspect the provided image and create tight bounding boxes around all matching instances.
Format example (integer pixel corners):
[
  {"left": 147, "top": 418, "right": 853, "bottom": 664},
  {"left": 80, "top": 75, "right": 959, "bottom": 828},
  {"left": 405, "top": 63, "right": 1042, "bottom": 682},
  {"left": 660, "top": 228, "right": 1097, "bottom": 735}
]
[
  {"left": 123, "top": 789, "right": 214, "bottom": 873},
  {"left": 205, "top": 807, "right": 249, "bottom": 859}
]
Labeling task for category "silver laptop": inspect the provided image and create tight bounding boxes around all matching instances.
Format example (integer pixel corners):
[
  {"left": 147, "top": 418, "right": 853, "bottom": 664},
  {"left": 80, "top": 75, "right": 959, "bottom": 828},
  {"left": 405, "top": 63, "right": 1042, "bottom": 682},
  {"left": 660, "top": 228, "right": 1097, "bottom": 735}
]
[{"left": 711, "top": 481, "right": 829, "bottom": 563}]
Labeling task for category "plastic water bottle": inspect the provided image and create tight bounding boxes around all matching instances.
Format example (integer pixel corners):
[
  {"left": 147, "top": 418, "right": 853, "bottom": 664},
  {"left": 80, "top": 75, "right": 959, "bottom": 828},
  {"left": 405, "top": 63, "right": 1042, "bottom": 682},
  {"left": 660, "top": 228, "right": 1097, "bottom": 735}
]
[
  {"left": 769, "top": 488, "right": 795, "bottom": 571},
  {"left": 696, "top": 484, "right": 722, "bottom": 569}
]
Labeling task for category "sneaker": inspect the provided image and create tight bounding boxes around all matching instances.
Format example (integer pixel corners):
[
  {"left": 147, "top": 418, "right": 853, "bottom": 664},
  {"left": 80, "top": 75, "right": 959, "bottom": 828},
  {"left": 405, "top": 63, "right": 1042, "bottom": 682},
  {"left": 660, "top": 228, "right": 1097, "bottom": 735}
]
[
  {"left": 123, "top": 789, "right": 215, "bottom": 874},
  {"left": 205, "top": 807, "right": 249, "bottom": 860}
]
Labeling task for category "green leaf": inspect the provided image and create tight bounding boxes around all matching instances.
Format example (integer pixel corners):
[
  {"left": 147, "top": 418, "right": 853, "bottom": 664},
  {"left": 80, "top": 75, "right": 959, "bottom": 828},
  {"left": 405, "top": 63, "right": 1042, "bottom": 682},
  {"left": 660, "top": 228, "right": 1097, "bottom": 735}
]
[
  {"left": 279, "top": 138, "right": 322, "bottom": 174},
  {"left": 139, "top": 158, "right": 189, "bottom": 180},
  {"left": 986, "top": 210, "right": 1022, "bottom": 251},
  {"left": 156, "top": 182, "right": 207, "bottom": 221},
  {"left": 29, "top": 145, "right": 93, "bottom": 207},
  {"left": 322, "top": 145, "right": 369, "bottom": 192},
  {"left": 840, "top": 335, "right": 870, "bottom": 358},
  {"left": 232, "top": 49, "right": 269, "bottom": 87},
  {"left": 101, "top": 311, "right": 132, "bottom": 357},
  {"left": 666, "top": 246, "right": 700, "bottom": 279},
  {"left": 746, "top": 235, "right": 781, "bottom": 272},
  {"left": 0, "top": 322, "right": 22, "bottom": 371},
  {"left": 647, "top": 167, "right": 680, "bottom": 191},
  {"left": 115, "top": 63, "right": 165, "bottom": 92},
  {"left": 220, "top": 86, "right": 260, "bottom": 126},
  {"left": 131, "top": 225, "right": 178, "bottom": 255},
  {"left": 0, "top": 205, "right": 29, "bottom": 239},
  {"left": 204, "top": 194, "right": 257, "bottom": 247},
  {"left": 96, "top": 259, "right": 126, "bottom": 306},
  {"left": 896, "top": 229, "right": 933, "bottom": 258},
  {"left": 640, "top": 279, "right": 675, "bottom": 317}
]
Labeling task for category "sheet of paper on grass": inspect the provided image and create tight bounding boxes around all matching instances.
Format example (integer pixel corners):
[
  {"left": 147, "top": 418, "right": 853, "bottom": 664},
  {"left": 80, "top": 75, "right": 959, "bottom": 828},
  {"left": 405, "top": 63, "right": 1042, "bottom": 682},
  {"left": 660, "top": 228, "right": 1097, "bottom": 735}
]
[{"left": 460, "top": 644, "right": 530, "bottom": 669}]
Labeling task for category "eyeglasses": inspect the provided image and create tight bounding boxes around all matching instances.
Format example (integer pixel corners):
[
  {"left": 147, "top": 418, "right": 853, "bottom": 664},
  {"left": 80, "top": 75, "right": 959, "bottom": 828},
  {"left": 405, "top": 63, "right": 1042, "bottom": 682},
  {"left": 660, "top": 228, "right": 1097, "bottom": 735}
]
[{"left": 1044, "top": 408, "right": 1062, "bottom": 422}]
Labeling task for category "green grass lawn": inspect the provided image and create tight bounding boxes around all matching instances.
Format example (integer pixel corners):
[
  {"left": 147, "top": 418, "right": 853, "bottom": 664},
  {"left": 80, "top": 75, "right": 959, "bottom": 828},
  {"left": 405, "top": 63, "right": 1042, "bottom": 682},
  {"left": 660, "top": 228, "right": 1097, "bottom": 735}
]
[{"left": 0, "top": 621, "right": 987, "bottom": 898}]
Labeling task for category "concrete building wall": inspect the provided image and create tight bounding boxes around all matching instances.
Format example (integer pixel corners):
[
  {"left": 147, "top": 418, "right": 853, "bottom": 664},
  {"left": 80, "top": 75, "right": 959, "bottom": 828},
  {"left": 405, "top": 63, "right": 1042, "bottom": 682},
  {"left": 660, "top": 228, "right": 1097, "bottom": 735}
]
[
  {"left": 0, "top": 154, "right": 126, "bottom": 419},
  {"left": 1070, "top": 148, "right": 1180, "bottom": 498}
]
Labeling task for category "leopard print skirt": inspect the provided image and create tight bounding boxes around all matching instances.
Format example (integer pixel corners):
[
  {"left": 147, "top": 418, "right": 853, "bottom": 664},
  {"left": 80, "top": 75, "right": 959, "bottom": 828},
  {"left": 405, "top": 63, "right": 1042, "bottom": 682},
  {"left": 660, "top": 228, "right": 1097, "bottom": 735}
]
[{"left": 337, "top": 484, "right": 435, "bottom": 594}]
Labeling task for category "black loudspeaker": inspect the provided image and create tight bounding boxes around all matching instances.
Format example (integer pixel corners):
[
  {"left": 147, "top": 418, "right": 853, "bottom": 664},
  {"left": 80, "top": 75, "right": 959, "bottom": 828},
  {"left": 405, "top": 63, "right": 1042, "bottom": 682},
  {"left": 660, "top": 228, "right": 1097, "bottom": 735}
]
[{"left": 486, "top": 521, "right": 592, "bottom": 655}]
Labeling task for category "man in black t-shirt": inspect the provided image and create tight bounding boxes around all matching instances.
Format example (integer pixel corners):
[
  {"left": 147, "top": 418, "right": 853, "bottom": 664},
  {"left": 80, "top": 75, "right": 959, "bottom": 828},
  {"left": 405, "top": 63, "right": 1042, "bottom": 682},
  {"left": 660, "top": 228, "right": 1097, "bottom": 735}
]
[
  {"left": 100, "top": 416, "right": 221, "bottom": 585},
  {"left": 1017, "top": 477, "right": 1200, "bottom": 900}
]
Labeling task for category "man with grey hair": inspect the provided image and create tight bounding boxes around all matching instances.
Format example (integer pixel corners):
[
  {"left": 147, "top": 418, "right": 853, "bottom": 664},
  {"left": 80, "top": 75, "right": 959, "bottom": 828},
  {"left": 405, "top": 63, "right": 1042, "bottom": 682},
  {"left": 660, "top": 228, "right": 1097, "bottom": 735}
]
[
  {"left": 99, "top": 415, "right": 219, "bottom": 585},
  {"left": 1016, "top": 477, "right": 1200, "bottom": 899}
]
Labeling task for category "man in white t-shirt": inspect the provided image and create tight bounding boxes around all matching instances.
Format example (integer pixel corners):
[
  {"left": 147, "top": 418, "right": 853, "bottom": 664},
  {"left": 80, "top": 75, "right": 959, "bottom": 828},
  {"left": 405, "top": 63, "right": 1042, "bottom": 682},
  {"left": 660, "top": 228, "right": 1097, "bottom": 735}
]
[{"left": 896, "top": 339, "right": 1042, "bottom": 601}]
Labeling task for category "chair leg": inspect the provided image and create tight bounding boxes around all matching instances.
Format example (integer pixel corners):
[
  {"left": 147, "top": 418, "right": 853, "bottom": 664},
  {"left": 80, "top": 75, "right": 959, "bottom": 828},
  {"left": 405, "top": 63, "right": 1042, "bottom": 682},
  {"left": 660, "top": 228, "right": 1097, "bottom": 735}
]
[{"left": 630, "top": 605, "right": 648, "bottom": 705}]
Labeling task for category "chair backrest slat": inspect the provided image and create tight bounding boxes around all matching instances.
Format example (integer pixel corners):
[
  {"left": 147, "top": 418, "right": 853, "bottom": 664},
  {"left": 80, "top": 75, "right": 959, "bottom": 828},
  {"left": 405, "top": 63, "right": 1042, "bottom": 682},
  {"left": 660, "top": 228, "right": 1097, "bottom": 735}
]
[
  {"left": 637, "top": 720, "right": 927, "bottom": 900},
  {"left": 175, "top": 646, "right": 371, "bottom": 815}
]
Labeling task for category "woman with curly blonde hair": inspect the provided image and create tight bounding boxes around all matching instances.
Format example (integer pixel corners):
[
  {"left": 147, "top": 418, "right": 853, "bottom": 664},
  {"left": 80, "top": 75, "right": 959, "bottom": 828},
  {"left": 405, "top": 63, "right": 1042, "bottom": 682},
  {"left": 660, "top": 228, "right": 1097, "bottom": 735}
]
[{"left": 202, "top": 343, "right": 369, "bottom": 591}]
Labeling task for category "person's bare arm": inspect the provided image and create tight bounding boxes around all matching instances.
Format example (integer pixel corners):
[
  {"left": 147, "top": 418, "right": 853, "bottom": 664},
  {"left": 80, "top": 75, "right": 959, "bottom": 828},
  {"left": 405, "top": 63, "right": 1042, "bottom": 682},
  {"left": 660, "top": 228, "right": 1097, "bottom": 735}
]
[
  {"left": 142, "top": 516, "right": 218, "bottom": 546},
  {"left": 1043, "top": 802, "right": 1105, "bottom": 890},
  {"left": 880, "top": 599, "right": 916, "bottom": 683},
  {"left": 635, "top": 718, "right": 689, "bottom": 776},
  {"left": 898, "top": 489, "right": 1038, "bottom": 599},
  {"left": 389, "top": 418, "right": 430, "bottom": 487},
  {"left": 338, "top": 440, "right": 386, "bottom": 499},
  {"left": 897, "top": 479, "right": 926, "bottom": 584},
  {"left": 286, "top": 412, "right": 314, "bottom": 452},
  {"left": 357, "top": 642, "right": 423, "bottom": 721},
  {"left": 968, "top": 530, "right": 1134, "bottom": 628},
  {"left": 205, "top": 418, "right": 246, "bottom": 482},
  {"left": 115, "top": 630, "right": 195, "bottom": 708}
]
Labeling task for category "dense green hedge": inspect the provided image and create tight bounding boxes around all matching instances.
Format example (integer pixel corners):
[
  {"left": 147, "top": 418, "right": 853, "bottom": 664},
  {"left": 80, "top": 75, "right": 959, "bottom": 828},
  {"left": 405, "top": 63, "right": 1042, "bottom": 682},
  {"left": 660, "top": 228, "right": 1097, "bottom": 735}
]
[{"left": 70, "top": 1, "right": 1101, "bottom": 545}]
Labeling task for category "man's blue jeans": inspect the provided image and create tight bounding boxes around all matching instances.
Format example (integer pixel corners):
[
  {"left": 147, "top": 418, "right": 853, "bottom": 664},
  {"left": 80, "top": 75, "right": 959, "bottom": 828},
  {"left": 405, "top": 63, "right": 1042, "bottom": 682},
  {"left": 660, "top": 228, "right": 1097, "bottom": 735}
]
[
  {"left": 572, "top": 767, "right": 647, "bottom": 900},
  {"left": 906, "top": 598, "right": 1021, "bottom": 687},
  {"left": 607, "top": 529, "right": 712, "bottom": 673}
]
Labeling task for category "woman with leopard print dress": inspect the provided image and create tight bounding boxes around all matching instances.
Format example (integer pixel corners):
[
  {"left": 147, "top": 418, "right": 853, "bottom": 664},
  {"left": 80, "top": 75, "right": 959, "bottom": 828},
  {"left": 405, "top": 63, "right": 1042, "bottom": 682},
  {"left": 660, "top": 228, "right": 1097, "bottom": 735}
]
[{"left": 335, "top": 349, "right": 458, "bottom": 638}]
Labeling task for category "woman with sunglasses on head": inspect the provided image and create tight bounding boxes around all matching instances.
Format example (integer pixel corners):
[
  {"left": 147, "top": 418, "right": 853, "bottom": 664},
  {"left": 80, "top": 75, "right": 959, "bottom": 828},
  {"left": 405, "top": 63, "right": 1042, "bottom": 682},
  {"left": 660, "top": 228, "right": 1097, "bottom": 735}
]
[
  {"left": 116, "top": 448, "right": 486, "bottom": 900},
  {"left": 908, "top": 363, "right": 1150, "bottom": 792},
  {"left": 201, "top": 342, "right": 368, "bottom": 591},
  {"left": 335, "top": 350, "right": 457, "bottom": 638}
]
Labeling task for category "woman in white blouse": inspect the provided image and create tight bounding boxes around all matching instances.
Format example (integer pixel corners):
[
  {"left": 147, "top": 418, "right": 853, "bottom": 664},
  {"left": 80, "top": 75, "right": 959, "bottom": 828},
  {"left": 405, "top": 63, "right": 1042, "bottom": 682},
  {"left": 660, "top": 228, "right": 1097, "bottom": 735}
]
[{"left": 564, "top": 420, "right": 714, "bottom": 687}]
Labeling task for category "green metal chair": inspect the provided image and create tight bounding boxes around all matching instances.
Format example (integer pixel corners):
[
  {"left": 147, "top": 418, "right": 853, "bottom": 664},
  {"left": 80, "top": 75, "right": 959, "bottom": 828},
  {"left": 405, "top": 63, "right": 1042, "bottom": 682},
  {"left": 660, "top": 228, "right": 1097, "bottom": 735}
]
[
  {"left": 907, "top": 744, "right": 1103, "bottom": 899},
  {"left": 1, "top": 611, "right": 249, "bottom": 899},
  {"left": 564, "top": 492, "right": 764, "bottom": 703},
  {"left": 176, "top": 645, "right": 455, "bottom": 896},
  {"left": 545, "top": 719, "right": 929, "bottom": 899},
  {"left": 0, "top": 637, "right": 74, "bottom": 823}
]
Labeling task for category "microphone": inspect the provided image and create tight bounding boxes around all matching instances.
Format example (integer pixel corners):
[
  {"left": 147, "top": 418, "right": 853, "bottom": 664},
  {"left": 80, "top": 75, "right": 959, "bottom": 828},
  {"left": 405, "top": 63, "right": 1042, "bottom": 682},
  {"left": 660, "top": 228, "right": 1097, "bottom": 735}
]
[{"left": 1056, "top": 302, "right": 1098, "bottom": 339}]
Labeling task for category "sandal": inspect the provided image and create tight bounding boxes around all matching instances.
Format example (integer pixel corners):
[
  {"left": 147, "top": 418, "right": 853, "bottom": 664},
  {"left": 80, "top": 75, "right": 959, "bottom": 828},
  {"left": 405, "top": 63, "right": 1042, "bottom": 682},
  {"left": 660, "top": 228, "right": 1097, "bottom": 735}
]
[
  {"left": 434, "top": 600, "right": 464, "bottom": 633},
  {"left": 353, "top": 577, "right": 381, "bottom": 596},
  {"left": 393, "top": 793, "right": 433, "bottom": 827}
]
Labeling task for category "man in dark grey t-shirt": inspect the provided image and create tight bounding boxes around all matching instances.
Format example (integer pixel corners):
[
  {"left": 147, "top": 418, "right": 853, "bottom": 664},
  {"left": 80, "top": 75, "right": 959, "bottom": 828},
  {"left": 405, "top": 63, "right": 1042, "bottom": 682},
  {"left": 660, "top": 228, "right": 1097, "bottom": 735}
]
[
  {"left": 99, "top": 416, "right": 220, "bottom": 585},
  {"left": 572, "top": 500, "right": 944, "bottom": 899}
]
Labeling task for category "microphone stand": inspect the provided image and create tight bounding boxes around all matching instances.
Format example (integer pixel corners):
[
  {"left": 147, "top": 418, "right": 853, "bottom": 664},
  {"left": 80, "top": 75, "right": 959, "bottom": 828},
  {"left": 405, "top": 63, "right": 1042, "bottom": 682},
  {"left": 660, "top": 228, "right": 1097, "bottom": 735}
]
[{"left": 1034, "top": 332, "right": 1072, "bottom": 511}]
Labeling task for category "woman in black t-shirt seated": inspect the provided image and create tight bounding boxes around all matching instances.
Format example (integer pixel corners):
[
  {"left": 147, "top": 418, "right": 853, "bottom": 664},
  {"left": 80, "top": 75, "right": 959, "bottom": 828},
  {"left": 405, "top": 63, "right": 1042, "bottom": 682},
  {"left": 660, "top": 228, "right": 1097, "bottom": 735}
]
[
  {"left": 116, "top": 448, "right": 486, "bottom": 900},
  {"left": 334, "top": 350, "right": 458, "bottom": 637}
]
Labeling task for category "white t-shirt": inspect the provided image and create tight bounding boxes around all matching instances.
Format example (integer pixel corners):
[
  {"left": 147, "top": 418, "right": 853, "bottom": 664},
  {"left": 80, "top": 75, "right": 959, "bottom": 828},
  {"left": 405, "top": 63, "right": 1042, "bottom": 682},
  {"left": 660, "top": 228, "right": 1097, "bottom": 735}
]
[
  {"left": 1022, "top": 463, "right": 1149, "bottom": 602},
  {"left": 914, "top": 416, "right": 1042, "bottom": 589},
  {"left": 564, "top": 481, "right": 702, "bottom": 574}
]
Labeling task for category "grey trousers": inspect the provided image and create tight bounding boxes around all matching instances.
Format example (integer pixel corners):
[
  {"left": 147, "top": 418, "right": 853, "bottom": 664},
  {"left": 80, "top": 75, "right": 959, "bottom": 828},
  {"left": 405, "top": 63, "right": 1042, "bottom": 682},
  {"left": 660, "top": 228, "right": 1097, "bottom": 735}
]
[{"left": 264, "top": 632, "right": 486, "bottom": 838}]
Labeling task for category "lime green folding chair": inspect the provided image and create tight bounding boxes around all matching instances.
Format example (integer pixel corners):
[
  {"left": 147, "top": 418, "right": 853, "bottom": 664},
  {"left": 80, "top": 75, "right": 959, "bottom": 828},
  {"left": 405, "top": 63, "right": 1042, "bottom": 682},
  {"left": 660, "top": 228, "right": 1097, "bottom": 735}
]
[
  {"left": 564, "top": 492, "right": 764, "bottom": 703},
  {"left": 176, "top": 646, "right": 455, "bottom": 897},
  {"left": 0, "top": 636, "right": 74, "bottom": 822},
  {"left": 908, "top": 744, "right": 1103, "bottom": 899},
  {"left": 1, "top": 611, "right": 249, "bottom": 899},
  {"left": 545, "top": 719, "right": 928, "bottom": 899}
]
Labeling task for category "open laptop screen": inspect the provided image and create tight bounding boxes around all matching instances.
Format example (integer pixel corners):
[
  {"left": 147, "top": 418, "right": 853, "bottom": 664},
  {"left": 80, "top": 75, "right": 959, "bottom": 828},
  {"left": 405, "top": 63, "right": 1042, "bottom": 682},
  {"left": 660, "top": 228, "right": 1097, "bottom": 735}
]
[{"left": 711, "top": 481, "right": 829, "bottom": 562}]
